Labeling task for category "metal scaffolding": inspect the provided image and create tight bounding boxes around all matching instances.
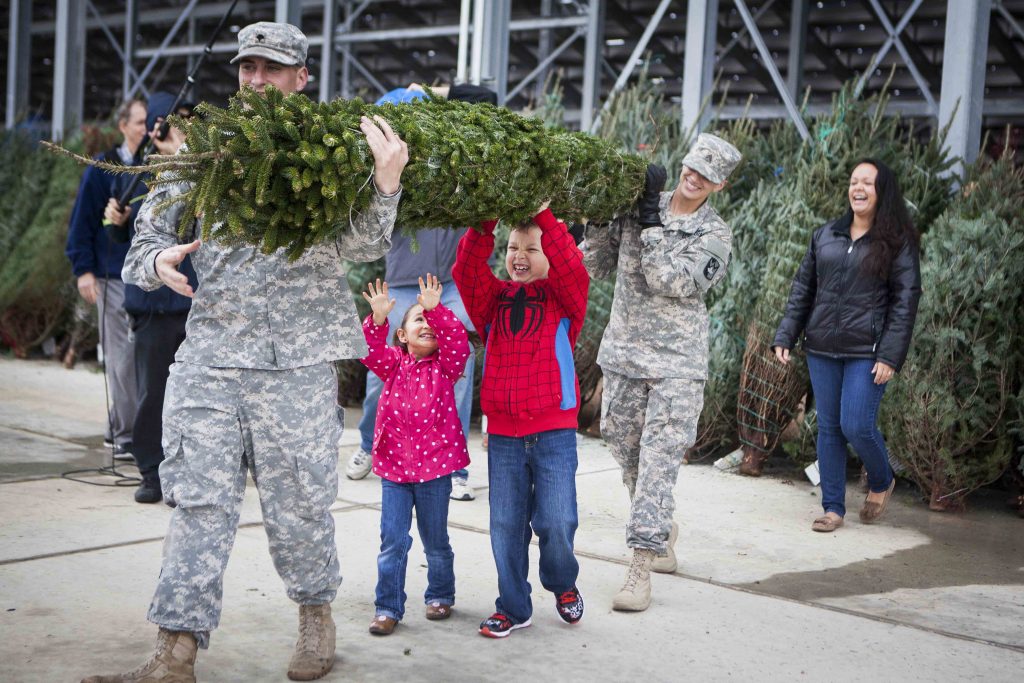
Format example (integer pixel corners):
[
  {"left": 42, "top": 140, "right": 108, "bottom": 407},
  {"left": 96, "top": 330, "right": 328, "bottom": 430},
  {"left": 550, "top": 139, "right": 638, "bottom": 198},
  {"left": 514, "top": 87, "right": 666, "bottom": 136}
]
[{"left": 4, "top": 0, "right": 1022, "bottom": 162}]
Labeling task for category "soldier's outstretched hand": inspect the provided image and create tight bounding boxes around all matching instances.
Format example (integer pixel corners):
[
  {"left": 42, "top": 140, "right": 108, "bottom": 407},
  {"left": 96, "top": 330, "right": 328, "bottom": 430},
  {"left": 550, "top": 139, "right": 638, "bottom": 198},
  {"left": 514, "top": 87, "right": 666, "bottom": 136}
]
[
  {"left": 155, "top": 240, "right": 201, "bottom": 297},
  {"left": 417, "top": 273, "right": 442, "bottom": 311},
  {"left": 363, "top": 278, "right": 396, "bottom": 326},
  {"left": 361, "top": 115, "right": 409, "bottom": 196}
]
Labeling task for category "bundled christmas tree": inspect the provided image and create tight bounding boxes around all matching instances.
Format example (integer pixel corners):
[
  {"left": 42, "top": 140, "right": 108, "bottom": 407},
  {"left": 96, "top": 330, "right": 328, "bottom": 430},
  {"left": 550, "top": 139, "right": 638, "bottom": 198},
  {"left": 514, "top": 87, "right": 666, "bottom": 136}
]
[
  {"left": 0, "top": 140, "right": 84, "bottom": 356},
  {"left": 49, "top": 87, "right": 647, "bottom": 259},
  {"left": 881, "top": 150, "right": 1024, "bottom": 509}
]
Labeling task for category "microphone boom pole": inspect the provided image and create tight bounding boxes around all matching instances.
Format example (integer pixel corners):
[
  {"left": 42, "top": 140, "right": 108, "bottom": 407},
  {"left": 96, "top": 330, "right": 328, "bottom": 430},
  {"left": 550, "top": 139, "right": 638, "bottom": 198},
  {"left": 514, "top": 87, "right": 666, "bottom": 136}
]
[{"left": 117, "top": 0, "right": 242, "bottom": 208}]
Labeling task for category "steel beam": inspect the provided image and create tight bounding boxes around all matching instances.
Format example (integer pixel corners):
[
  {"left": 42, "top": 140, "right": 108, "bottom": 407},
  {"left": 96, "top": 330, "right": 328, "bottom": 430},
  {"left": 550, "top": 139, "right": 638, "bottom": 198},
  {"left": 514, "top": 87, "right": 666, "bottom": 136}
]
[
  {"left": 715, "top": 97, "right": 1024, "bottom": 119},
  {"left": 276, "top": 0, "right": 303, "bottom": 26},
  {"left": 125, "top": 0, "right": 200, "bottom": 100},
  {"left": 866, "top": 0, "right": 936, "bottom": 114},
  {"left": 535, "top": 0, "right": 554, "bottom": 101},
  {"left": 123, "top": 0, "right": 137, "bottom": 101},
  {"left": 51, "top": 0, "right": 86, "bottom": 141},
  {"left": 32, "top": 2, "right": 253, "bottom": 33},
  {"left": 939, "top": 0, "right": 991, "bottom": 175},
  {"left": 320, "top": 1, "right": 337, "bottom": 102},
  {"left": 83, "top": 0, "right": 148, "bottom": 101},
  {"left": 786, "top": 0, "right": 807, "bottom": 99},
  {"left": 507, "top": 28, "right": 586, "bottom": 101},
  {"left": 6, "top": 0, "right": 31, "bottom": 129},
  {"left": 854, "top": 0, "right": 924, "bottom": 97},
  {"left": 994, "top": 0, "right": 1024, "bottom": 42},
  {"left": 336, "top": 16, "right": 588, "bottom": 44},
  {"left": 591, "top": 0, "right": 673, "bottom": 133},
  {"left": 580, "top": 0, "right": 604, "bottom": 132},
  {"left": 456, "top": 0, "right": 471, "bottom": 83},
  {"left": 681, "top": 0, "right": 719, "bottom": 139},
  {"left": 733, "top": 0, "right": 811, "bottom": 143}
]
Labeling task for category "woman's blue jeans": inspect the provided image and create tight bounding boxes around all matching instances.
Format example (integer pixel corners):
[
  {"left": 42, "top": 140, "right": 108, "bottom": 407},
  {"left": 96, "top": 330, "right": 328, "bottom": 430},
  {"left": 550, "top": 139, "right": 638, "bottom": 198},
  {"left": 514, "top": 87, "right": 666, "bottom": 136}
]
[
  {"left": 375, "top": 475, "right": 455, "bottom": 620},
  {"left": 806, "top": 353, "right": 894, "bottom": 518},
  {"left": 487, "top": 428, "right": 579, "bottom": 624}
]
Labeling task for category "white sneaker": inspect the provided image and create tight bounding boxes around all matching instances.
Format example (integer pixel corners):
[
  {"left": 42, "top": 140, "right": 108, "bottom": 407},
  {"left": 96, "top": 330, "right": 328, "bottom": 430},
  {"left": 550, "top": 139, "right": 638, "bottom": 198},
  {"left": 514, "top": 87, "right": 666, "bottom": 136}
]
[
  {"left": 450, "top": 477, "right": 475, "bottom": 501},
  {"left": 345, "top": 448, "right": 373, "bottom": 480}
]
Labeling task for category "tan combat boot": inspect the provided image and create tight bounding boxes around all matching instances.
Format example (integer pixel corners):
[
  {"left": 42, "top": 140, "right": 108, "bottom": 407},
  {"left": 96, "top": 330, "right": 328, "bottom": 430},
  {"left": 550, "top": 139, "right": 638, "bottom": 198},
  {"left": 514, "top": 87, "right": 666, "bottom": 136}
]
[
  {"left": 612, "top": 549, "right": 655, "bottom": 612},
  {"left": 651, "top": 522, "right": 679, "bottom": 574},
  {"left": 287, "top": 603, "right": 336, "bottom": 681},
  {"left": 80, "top": 628, "right": 197, "bottom": 683}
]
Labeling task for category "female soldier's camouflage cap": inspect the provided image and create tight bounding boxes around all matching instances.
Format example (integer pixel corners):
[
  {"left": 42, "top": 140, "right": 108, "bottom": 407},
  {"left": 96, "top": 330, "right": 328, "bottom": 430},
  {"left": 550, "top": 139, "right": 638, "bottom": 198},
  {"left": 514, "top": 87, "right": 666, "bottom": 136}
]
[{"left": 682, "top": 133, "right": 742, "bottom": 184}]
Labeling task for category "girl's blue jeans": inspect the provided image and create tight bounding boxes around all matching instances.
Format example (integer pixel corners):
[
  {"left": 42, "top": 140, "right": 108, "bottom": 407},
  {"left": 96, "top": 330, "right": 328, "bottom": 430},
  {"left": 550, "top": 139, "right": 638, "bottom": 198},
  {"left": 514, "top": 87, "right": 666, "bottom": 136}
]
[
  {"left": 374, "top": 475, "right": 455, "bottom": 620},
  {"left": 487, "top": 428, "right": 580, "bottom": 624},
  {"left": 806, "top": 353, "right": 894, "bottom": 518}
]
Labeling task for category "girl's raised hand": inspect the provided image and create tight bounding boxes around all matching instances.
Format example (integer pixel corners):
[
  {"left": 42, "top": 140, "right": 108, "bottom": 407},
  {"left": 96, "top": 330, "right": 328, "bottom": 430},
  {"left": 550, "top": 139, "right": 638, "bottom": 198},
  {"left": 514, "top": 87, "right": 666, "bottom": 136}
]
[
  {"left": 417, "top": 273, "right": 443, "bottom": 311},
  {"left": 362, "top": 278, "right": 396, "bottom": 325}
]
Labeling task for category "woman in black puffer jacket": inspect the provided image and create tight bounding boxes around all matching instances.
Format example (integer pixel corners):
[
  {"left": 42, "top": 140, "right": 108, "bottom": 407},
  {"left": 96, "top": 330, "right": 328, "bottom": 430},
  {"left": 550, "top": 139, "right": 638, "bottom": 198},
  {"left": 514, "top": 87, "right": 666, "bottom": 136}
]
[{"left": 772, "top": 158, "right": 921, "bottom": 533}]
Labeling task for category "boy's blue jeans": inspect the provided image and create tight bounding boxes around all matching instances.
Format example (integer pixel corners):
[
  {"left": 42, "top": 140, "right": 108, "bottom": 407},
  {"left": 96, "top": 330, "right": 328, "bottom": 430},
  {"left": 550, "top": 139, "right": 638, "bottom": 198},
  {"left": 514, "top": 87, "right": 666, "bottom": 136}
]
[
  {"left": 806, "top": 353, "right": 894, "bottom": 518},
  {"left": 487, "top": 428, "right": 579, "bottom": 624},
  {"left": 358, "top": 282, "right": 473, "bottom": 480},
  {"left": 375, "top": 475, "right": 455, "bottom": 620}
]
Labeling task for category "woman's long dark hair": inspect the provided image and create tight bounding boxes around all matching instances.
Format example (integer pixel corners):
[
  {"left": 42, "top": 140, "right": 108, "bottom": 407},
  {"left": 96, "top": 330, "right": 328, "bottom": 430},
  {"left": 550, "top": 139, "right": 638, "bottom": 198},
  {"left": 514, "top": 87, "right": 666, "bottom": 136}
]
[{"left": 849, "top": 158, "right": 918, "bottom": 279}]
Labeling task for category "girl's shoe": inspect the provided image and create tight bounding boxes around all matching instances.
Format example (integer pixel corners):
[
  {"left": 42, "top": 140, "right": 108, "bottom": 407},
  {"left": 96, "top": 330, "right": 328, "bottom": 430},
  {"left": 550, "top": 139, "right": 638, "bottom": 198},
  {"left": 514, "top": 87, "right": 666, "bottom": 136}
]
[
  {"left": 425, "top": 602, "right": 452, "bottom": 620},
  {"left": 479, "top": 613, "right": 531, "bottom": 638},
  {"left": 368, "top": 615, "right": 397, "bottom": 635}
]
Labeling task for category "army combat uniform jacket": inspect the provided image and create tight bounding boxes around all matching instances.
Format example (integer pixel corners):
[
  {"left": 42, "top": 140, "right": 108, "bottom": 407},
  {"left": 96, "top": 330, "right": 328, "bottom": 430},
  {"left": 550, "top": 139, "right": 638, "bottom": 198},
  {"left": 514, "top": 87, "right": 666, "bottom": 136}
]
[
  {"left": 582, "top": 192, "right": 732, "bottom": 380},
  {"left": 123, "top": 177, "right": 401, "bottom": 369}
]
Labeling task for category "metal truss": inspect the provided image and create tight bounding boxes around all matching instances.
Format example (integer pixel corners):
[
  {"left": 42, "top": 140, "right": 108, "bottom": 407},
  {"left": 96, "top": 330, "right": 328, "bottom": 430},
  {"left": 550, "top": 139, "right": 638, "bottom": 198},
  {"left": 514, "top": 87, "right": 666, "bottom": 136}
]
[{"left": 6, "top": 0, "right": 1024, "bottom": 159}]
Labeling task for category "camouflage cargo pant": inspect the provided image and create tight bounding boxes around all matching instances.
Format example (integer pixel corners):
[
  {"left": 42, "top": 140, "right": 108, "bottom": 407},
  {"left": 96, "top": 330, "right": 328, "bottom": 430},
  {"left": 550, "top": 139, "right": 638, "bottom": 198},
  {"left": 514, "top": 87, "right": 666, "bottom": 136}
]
[
  {"left": 148, "top": 362, "right": 343, "bottom": 648},
  {"left": 600, "top": 370, "right": 704, "bottom": 554}
]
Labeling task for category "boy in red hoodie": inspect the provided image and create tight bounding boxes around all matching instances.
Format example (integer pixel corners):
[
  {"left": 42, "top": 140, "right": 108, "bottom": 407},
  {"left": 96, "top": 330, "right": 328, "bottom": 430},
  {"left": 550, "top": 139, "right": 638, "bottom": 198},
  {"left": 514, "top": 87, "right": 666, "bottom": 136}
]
[{"left": 453, "top": 204, "right": 590, "bottom": 638}]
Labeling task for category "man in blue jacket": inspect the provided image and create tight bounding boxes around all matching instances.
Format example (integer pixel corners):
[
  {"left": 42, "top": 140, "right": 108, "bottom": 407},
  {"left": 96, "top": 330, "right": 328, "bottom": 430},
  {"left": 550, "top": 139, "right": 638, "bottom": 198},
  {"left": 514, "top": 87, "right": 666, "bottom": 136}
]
[
  {"left": 103, "top": 92, "right": 197, "bottom": 503},
  {"left": 65, "top": 99, "right": 148, "bottom": 458}
]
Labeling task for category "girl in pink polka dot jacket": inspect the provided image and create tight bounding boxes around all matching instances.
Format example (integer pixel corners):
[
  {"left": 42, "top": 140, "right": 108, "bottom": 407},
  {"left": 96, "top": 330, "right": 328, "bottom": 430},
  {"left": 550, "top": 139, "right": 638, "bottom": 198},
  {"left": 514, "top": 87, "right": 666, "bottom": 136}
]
[{"left": 359, "top": 273, "right": 471, "bottom": 635}]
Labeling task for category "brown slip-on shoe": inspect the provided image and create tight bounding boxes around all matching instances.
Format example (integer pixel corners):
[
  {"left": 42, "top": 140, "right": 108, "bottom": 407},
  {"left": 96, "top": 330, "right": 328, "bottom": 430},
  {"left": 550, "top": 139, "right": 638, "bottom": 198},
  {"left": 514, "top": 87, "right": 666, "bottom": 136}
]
[
  {"left": 811, "top": 514, "right": 844, "bottom": 532},
  {"left": 425, "top": 602, "right": 452, "bottom": 620},
  {"left": 368, "top": 615, "right": 398, "bottom": 635},
  {"left": 860, "top": 477, "right": 896, "bottom": 523}
]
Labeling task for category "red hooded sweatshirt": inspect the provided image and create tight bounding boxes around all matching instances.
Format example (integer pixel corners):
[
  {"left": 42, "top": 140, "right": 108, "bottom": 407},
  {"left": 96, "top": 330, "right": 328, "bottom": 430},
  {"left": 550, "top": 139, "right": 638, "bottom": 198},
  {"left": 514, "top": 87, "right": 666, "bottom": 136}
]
[{"left": 452, "top": 209, "right": 589, "bottom": 437}]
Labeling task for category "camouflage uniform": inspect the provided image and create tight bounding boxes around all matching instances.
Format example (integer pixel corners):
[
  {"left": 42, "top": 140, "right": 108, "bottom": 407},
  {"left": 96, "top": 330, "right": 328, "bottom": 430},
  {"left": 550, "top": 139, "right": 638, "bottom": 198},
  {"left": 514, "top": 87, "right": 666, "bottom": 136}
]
[
  {"left": 123, "top": 169, "right": 400, "bottom": 647},
  {"left": 581, "top": 134, "right": 740, "bottom": 555}
]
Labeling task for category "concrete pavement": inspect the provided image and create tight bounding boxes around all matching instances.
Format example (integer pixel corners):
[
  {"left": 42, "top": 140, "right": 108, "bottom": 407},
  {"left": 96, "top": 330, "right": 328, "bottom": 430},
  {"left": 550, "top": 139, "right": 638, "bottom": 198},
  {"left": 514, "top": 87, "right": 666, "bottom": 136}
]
[{"left": 0, "top": 357, "right": 1021, "bottom": 682}]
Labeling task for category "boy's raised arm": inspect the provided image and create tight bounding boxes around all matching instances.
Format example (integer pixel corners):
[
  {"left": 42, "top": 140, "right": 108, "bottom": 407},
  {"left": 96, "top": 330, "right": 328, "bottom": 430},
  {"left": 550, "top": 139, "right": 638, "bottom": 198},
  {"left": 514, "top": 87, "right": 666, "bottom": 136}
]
[
  {"left": 534, "top": 209, "right": 590, "bottom": 327},
  {"left": 452, "top": 221, "right": 502, "bottom": 335}
]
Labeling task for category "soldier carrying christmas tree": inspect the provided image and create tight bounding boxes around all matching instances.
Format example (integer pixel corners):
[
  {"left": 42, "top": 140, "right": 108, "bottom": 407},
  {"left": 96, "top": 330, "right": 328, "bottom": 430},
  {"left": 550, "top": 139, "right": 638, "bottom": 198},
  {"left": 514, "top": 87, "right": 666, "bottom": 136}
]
[
  {"left": 81, "top": 22, "right": 409, "bottom": 683},
  {"left": 581, "top": 134, "right": 742, "bottom": 613}
]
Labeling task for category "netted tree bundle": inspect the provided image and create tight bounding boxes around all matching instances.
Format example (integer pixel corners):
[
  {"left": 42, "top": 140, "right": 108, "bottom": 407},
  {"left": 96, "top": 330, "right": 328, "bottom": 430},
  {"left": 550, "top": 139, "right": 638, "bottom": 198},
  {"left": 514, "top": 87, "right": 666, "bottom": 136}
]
[
  {"left": 51, "top": 87, "right": 647, "bottom": 259},
  {"left": 880, "top": 153, "right": 1024, "bottom": 510}
]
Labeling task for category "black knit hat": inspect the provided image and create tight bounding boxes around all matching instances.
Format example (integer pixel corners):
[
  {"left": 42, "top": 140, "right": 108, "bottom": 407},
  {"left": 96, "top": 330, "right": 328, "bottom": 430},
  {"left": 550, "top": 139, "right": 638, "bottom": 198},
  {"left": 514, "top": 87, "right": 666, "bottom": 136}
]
[{"left": 448, "top": 83, "right": 498, "bottom": 105}]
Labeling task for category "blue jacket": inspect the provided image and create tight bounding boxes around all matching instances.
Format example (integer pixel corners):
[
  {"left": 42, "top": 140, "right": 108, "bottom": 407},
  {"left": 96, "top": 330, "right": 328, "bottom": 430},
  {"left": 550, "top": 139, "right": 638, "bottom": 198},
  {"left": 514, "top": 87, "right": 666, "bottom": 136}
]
[
  {"left": 384, "top": 228, "right": 466, "bottom": 287},
  {"left": 109, "top": 173, "right": 196, "bottom": 317},
  {"left": 65, "top": 147, "right": 132, "bottom": 279}
]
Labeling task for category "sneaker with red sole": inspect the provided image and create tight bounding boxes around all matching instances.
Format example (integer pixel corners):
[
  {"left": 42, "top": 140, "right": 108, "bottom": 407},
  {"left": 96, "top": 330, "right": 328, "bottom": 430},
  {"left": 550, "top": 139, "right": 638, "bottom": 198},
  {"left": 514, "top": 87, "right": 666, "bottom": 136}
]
[
  {"left": 478, "top": 613, "right": 531, "bottom": 638},
  {"left": 555, "top": 586, "right": 584, "bottom": 624}
]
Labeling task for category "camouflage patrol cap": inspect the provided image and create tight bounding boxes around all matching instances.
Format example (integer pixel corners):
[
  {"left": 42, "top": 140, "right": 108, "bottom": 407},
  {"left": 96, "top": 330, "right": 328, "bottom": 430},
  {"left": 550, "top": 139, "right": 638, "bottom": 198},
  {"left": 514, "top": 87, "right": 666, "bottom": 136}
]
[
  {"left": 230, "top": 22, "right": 307, "bottom": 67},
  {"left": 682, "top": 133, "right": 742, "bottom": 184}
]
